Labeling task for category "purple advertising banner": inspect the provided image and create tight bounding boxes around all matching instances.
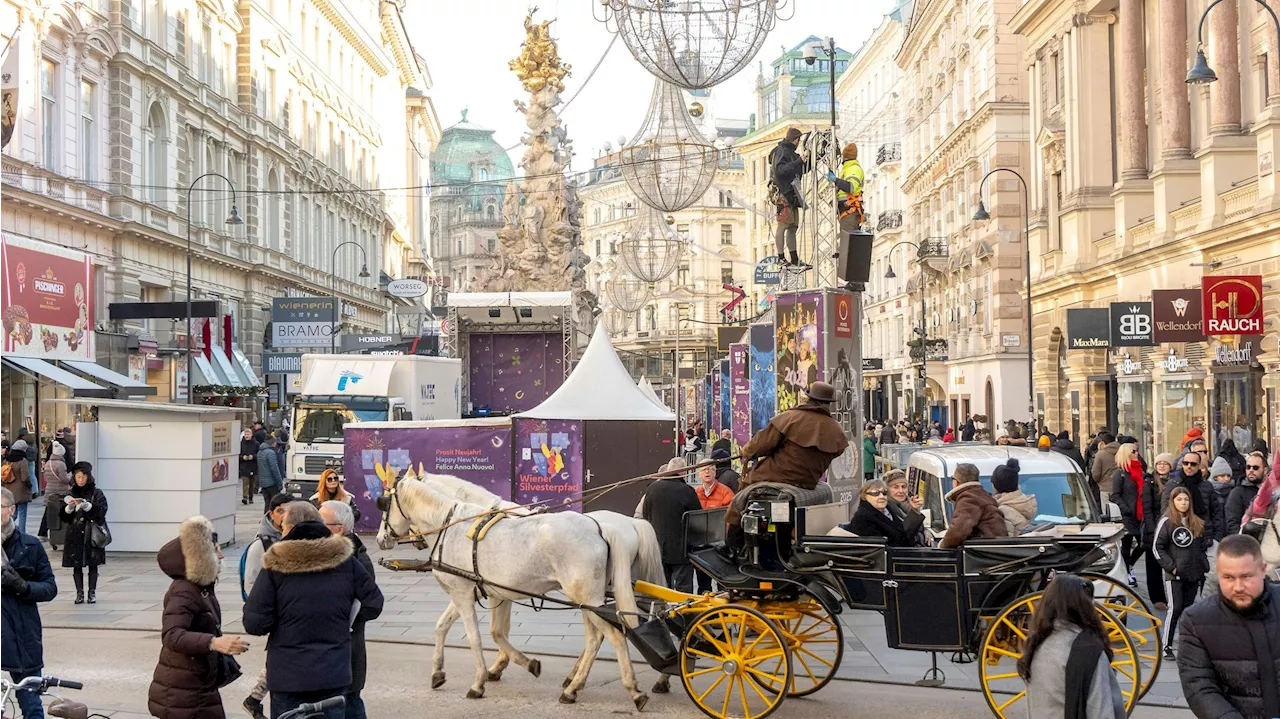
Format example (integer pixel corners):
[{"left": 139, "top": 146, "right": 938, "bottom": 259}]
[
  {"left": 720, "top": 358, "right": 731, "bottom": 433},
  {"left": 775, "top": 291, "right": 825, "bottom": 412},
  {"left": 730, "top": 343, "right": 750, "bottom": 455},
  {"left": 343, "top": 424, "right": 514, "bottom": 532},
  {"left": 469, "top": 332, "right": 564, "bottom": 413},
  {"left": 711, "top": 369, "right": 722, "bottom": 433},
  {"left": 512, "top": 418, "right": 583, "bottom": 510}
]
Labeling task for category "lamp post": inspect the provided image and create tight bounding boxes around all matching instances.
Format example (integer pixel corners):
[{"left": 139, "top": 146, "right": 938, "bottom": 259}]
[
  {"left": 1187, "top": 0, "right": 1280, "bottom": 85},
  {"left": 330, "top": 241, "right": 372, "bottom": 354},
  {"left": 803, "top": 37, "right": 839, "bottom": 132},
  {"left": 972, "top": 168, "right": 1033, "bottom": 429},
  {"left": 185, "top": 173, "right": 243, "bottom": 404},
  {"left": 885, "top": 241, "right": 928, "bottom": 420}
]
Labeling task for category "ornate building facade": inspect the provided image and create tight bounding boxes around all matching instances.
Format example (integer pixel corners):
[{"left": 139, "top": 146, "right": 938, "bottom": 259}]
[{"left": 1, "top": 0, "right": 440, "bottom": 405}]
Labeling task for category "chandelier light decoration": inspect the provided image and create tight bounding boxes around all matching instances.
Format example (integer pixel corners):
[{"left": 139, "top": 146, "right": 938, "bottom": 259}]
[
  {"left": 620, "top": 80, "right": 718, "bottom": 213},
  {"left": 605, "top": 277, "right": 654, "bottom": 312},
  {"left": 598, "top": 306, "right": 633, "bottom": 336},
  {"left": 597, "top": 0, "right": 787, "bottom": 90},
  {"left": 619, "top": 205, "right": 685, "bottom": 284}
]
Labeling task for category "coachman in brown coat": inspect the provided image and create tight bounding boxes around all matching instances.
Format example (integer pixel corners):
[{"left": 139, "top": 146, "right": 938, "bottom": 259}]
[
  {"left": 148, "top": 516, "right": 248, "bottom": 719},
  {"left": 939, "top": 463, "right": 1008, "bottom": 549},
  {"left": 738, "top": 382, "right": 850, "bottom": 492}
]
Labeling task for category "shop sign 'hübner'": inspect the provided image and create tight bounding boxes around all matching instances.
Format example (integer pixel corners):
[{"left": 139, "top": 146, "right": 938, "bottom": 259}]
[{"left": 1202, "top": 275, "right": 1263, "bottom": 336}]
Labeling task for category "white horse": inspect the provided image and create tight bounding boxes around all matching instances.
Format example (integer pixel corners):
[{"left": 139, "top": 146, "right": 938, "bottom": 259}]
[
  {"left": 409, "top": 469, "right": 673, "bottom": 693},
  {"left": 376, "top": 477, "right": 652, "bottom": 709}
]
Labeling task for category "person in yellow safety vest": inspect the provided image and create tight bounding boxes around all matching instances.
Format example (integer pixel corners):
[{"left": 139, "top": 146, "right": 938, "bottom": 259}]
[{"left": 826, "top": 143, "right": 865, "bottom": 231}]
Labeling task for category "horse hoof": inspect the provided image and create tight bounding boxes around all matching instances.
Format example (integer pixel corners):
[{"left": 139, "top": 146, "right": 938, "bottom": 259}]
[
  {"left": 431, "top": 673, "right": 446, "bottom": 690},
  {"left": 562, "top": 677, "right": 572, "bottom": 689},
  {"left": 487, "top": 671, "right": 502, "bottom": 682},
  {"left": 634, "top": 694, "right": 650, "bottom": 712},
  {"left": 466, "top": 688, "right": 484, "bottom": 700},
  {"left": 528, "top": 659, "right": 542, "bottom": 678},
  {"left": 558, "top": 693, "right": 576, "bottom": 705},
  {"left": 651, "top": 680, "right": 669, "bottom": 694}
]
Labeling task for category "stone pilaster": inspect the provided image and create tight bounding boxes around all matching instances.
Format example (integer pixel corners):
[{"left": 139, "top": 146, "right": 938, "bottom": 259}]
[
  {"left": 1117, "top": 0, "right": 1148, "bottom": 180},
  {"left": 1152, "top": 0, "right": 1197, "bottom": 241}
]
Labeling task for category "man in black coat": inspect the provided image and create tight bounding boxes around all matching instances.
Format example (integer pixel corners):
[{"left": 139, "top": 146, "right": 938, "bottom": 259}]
[
  {"left": 959, "top": 416, "right": 976, "bottom": 442},
  {"left": 1227, "top": 452, "right": 1270, "bottom": 531},
  {"left": 771, "top": 127, "right": 810, "bottom": 269},
  {"left": 2, "top": 487, "right": 58, "bottom": 719},
  {"left": 244, "top": 503, "right": 383, "bottom": 719},
  {"left": 1162, "top": 453, "right": 1224, "bottom": 540},
  {"left": 1177, "top": 535, "right": 1280, "bottom": 719},
  {"left": 639, "top": 462, "right": 701, "bottom": 593},
  {"left": 710, "top": 449, "right": 740, "bottom": 492},
  {"left": 319, "top": 500, "right": 375, "bottom": 719},
  {"left": 1050, "top": 432, "right": 1088, "bottom": 473}
]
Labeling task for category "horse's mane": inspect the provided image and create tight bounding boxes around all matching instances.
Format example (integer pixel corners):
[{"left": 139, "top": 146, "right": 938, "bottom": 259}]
[
  {"left": 395, "top": 475, "right": 491, "bottom": 527},
  {"left": 410, "top": 468, "right": 525, "bottom": 512}
]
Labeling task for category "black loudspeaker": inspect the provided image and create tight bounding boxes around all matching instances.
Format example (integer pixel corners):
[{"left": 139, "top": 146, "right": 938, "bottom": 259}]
[{"left": 836, "top": 231, "right": 873, "bottom": 284}]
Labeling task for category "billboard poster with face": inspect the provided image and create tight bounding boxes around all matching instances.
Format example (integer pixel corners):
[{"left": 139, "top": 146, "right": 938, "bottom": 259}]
[
  {"left": 774, "top": 291, "right": 823, "bottom": 412},
  {"left": 513, "top": 418, "right": 582, "bottom": 510},
  {"left": 749, "top": 324, "right": 776, "bottom": 435},
  {"left": 1, "top": 233, "right": 95, "bottom": 360}
]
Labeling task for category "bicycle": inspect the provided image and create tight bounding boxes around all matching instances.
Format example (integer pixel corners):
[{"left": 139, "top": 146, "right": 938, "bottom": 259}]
[
  {"left": 277, "top": 695, "right": 344, "bottom": 719},
  {"left": 0, "top": 675, "right": 87, "bottom": 719}
]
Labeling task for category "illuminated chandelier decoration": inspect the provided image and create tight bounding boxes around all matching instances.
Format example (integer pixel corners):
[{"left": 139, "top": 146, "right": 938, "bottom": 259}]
[
  {"left": 619, "top": 205, "right": 685, "bottom": 284},
  {"left": 598, "top": 306, "right": 633, "bottom": 336},
  {"left": 605, "top": 277, "right": 654, "bottom": 313},
  {"left": 596, "top": 0, "right": 787, "bottom": 90},
  {"left": 619, "top": 80, "right": 718, "bottom": 213}
]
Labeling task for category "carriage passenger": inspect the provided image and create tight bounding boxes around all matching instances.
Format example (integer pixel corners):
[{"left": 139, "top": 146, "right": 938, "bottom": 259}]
[
  {"left": 884, "top": 471, "right": 931, "bottom": 547},
  {"left": 938, "top": 464, "right": 1007, "bottom": 549},
  {"left": 839, "top": 480, "right": 923, "bottom": 548}
]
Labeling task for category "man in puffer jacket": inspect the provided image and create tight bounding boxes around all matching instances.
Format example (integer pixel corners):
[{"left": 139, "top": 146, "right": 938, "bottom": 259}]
[
  {"left": 1162, "top": 452, "right": 1224, "bottom": 541},
  {"left": 1177, "top": 535, "right": 1280, "bottom": 719},
  {"left": 940, "top": 463, "right": 1008, "bottom": 548},
  {"left": 991, "top": 459, "right": 1037, "bottom": 535}
]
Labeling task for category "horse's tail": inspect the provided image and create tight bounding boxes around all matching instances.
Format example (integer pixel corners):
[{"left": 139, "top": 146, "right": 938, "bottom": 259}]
[
  {"left": 598, "top": 520, "right": 644, "bottom": 630},
  {"left": 630, "top": 517, "right": 666, "bottom": 588}
]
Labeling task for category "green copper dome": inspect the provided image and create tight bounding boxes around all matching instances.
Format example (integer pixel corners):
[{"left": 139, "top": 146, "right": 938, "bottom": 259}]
[{"left": 431, "top": 110, "right": 516, "bottom": 190}]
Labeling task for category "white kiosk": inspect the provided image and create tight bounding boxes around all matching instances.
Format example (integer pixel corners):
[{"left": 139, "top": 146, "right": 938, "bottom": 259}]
[{"left": 49, "top": 399, "right": 245, "bottom": 551}]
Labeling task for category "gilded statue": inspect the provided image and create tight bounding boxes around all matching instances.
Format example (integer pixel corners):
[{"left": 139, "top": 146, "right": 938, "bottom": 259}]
[{"left": 510, "top": 8, "right": 571, "bottom": 94}]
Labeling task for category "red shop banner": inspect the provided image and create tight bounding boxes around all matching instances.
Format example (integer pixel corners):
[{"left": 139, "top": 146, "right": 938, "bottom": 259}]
[
  {"left": 1202, "top": 275, "right": 1263, "bottom": 336},
  {"left": 1, "top": 233, "right": 95, "bottom": 360}
]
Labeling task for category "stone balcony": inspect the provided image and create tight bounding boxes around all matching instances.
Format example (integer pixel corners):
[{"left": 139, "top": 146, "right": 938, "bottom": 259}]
[
  {"left": 877, "top": 142, "right": 902, "bottom": 166},
  {"left": 876, "top": 210, "right": 903, "bottom": 232}
]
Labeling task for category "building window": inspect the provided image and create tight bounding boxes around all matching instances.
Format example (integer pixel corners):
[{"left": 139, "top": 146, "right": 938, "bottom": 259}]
[
  {"left": 478, "top": 168, "right": 488, "bottom": 181},
  {"left": 456, "top": 240, "right": 462, "bottom": 255},
  {"left": 265, "top": 68, "right": 276, "bottom": 122},
  {"left": 763, "top": 90, "right": 779, "bottom": 125},
  {"left": 200, "top": 22, "right": 212, "bottom": 85},
  {"left": 677, "top": 263, "right": 690, "bottom": 286},
  {"left": 266, "top": 170, "right": 281, "bottom": 249},
  {"left": 595, "top": 239, "right": 601, "bottom": 256},
  {"left": 80, "top": 81, "right": 95, "bottom": 181},
  {"left": 487, "top": 237, "right": 496, "bottom": 252},
  {"left": 720, "top": 261, "right": 733, "bottom": 284},
  {"left": 41, "top": 60, "right": 57, "bottom": 169},
  {"left": 146, "top": 103, "right": 167, "bottom": 204},
  {"left": 720, "top": 224, "right": 732, "bottom": 245},
  {"left": 485, "top": 204, "right": 496, "bottom": 221}
]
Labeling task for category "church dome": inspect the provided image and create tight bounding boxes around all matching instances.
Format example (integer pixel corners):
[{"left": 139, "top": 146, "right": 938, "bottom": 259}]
[{"left": 431, "top": 110, "right": 516, "bottom": 189}]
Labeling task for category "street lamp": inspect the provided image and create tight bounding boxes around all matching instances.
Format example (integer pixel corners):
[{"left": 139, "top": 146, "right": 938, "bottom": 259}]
[
  {"left": 803, "top": 37, "right": 839, "bottom": 132},
  {"left": 185, "top": 173, "right": 243, "bottom": 404},
  {"left": 330, "top": 241, "right": 372, "bottom": 354},
  {"left": 973, "top": 168, "right": 1033, "bottom": 428},
  {"left": 1187, "top": 0, "right": 1280, "bottom": 85},
  {"left": 885, "top": 241, "right": 930, "bottom": 421}
]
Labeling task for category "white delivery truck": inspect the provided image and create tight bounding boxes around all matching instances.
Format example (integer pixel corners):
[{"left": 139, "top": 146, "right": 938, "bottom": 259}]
[{"left": 285, "top": 354, "right": 462, "bottom": 499}]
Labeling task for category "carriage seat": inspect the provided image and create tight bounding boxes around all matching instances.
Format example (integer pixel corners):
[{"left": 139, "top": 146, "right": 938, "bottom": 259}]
[{"left": 728, "top": 481, "right": 835, "bottom": 520}]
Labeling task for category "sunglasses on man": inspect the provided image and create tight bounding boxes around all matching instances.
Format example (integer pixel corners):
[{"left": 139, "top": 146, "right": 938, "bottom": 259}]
[
  {"left": 1247, "top": 464, "right": 1265, "bottom": 471},
  {"left": 1182, "top": 461, "right": 1199, "bottom": 467}
]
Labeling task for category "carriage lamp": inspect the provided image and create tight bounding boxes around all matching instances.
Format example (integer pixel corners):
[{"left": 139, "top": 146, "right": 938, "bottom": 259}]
[{"left": 743, "top": 501, "right": 769, "bottom": 536}]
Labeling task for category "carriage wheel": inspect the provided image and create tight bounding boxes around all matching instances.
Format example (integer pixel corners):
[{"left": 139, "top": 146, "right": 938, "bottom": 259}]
[
  {"left": 679, "top": 604, "right": 793, "bottom": 719},
  {"left": 743, "top": 595, "right": 844, "bottom": 697},
  {"left": 978, "top": 592, "right": 1141, "bottom": 719},
  {"left": 1085, "top": 572, "right": 1164, "bottom": 700}
]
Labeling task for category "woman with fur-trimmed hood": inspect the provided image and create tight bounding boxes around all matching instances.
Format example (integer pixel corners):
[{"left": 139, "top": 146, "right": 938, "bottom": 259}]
[{"left": 148, "top": 516, "right": 249, "bottom": 719}]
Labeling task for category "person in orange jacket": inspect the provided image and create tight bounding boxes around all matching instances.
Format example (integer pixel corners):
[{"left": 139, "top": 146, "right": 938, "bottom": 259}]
[{"left": 694, "top": 464, "right": 734, "bottom": 510}]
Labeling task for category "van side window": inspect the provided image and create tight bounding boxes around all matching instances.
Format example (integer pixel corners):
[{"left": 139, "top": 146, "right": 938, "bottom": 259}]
[{"left": 910, "top": 466, "right": 946, "bottom": 530}]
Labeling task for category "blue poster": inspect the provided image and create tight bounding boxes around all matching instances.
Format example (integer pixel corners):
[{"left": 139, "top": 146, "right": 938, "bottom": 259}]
[
  {"left": 749, "top": 324, "right": 776, "bottom": 435},
  {"left": 704, "top": 374, "right": 714, "bottom": 430},
  {"left": 719, "top": 358, "right": 731, "bottom": 432}
]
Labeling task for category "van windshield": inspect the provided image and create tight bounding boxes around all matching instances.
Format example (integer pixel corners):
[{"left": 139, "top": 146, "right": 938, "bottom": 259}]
[
  {"left": 976, "top": 473, "right": 1095, "bottom": 524},
  {"left": 294, "top": 404, "right": 385, "bottom": 443}
]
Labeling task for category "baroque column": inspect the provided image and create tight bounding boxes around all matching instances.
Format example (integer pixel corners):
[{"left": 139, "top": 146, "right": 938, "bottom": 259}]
[
  {"left": 1117, "top": 0, "right": 1148, "bottom": 179},
  {"left": 1159, "top": 0, "right": 1191, "bottom": 159},
  {"left": 1208, "top": 0, "right": 1241, "bottom": 134}
]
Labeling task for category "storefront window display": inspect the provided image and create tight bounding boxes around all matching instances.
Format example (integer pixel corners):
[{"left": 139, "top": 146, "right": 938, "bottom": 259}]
[
  {"left": 1214, "top": 370, "right": 1263, "bottom": 453},
  {"left": 1159, "top": 379, "right": 1206, "bottom": 456},
  {"left": 1117, "top": 380, "right": 1154, "bottom": 459}
]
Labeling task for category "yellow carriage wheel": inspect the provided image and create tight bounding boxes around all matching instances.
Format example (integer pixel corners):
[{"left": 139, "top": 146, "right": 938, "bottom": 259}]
[
  {"left": 1085, "top": 572, "right": 1164, "bottom": 700},
  {"left": 679, "top": 604, "right": 793, "bottom": 719},
  {"left": 978, "top": 592, "right": 1141, "bottom": 719},
  {"left": 743, "top": 595, "right": 844, "bottom": 697}
]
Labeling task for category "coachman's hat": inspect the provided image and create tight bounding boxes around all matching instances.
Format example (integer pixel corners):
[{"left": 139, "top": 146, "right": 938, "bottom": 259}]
[{"left": 806, "top": 382, "right": 837, "bottom": 403}]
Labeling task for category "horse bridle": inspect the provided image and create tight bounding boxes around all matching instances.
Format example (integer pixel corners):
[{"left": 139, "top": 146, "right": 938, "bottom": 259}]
[{"left": 376, "top": 474, "right": 427, "bottom": 549}]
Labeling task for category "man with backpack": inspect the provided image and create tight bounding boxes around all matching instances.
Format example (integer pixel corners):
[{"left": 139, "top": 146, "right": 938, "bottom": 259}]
[
  {"left": 770, "top": 127, "right": 811, "bottom": 270},
  {"left": 239, "top": 493, "right": 294, "bottom": 719}
]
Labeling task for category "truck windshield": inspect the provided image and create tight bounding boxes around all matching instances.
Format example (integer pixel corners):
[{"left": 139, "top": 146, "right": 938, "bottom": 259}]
[{"left": 294, "top": 405, "right": 385, "bottom": 443}]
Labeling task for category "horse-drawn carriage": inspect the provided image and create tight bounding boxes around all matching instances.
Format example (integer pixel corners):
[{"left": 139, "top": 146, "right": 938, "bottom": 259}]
[
  {"left": 376, "top": 466, "right": 1162, "bottom": 719},
  {"left": 624, "top": 482, "right": 1164, "bottom": 719}
]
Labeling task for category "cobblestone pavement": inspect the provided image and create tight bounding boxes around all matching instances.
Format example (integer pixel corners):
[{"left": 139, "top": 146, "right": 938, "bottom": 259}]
[{"left": 24, "top": 498, "right": 1188, "bottom": 709}]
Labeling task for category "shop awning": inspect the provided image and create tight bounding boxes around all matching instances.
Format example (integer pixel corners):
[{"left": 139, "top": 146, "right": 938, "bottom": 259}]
[
  {"left": 61, "top": 360, "right": 157, "bottom": 396},
  {"left": 191, "top": 354, "right": 231, "bottom": 386},
  {"left": 2, "top": 357, "right": 111, "bottom": 398}
]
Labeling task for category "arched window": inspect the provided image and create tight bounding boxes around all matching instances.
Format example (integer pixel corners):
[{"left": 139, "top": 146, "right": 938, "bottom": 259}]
[
  {"left": 145, "top": 103, "right": 167, "bottom": 204},
  {"left": 485, "top": 203, "right": 495, "bottom": 221},
  {"left": 204, "top": 146, "right": 216, "bottom": 226},
  {"left": 266, "top": 169, "right": 281, "bottom": 248},
  {"left": 478, "top": 167, "right": 488, "bottom": 181}
]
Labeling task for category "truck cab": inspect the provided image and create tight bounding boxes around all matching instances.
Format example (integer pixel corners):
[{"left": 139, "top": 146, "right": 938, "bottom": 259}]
[{"left": 285, "top": 354, "right": 461, "bottom": 499}]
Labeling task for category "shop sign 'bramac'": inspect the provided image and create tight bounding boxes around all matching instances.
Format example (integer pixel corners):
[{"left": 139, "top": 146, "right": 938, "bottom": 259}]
[
  {"left": 1066, "top": 308, "right": 1111, "bottom": 349},
  {"left": 1153, "top": 289, "right": 1205, "bottom": 342},
  {"left": 0, "top": 233, "right": 95, "bottom": 361},
  {"left": 1202, "top": 275, "right": 1264, "bottom": 336},
  {"left": 1109, "top": 302, "right": 1155, "bottom": 347},
  {"left": 271, "top": 297, "right": 337, "bottom": 347}
]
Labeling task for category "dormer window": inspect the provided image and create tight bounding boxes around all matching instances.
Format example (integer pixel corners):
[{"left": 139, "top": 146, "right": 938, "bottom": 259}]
[{"left": 478, "top": 167, "right": 489, "bottom": 181}]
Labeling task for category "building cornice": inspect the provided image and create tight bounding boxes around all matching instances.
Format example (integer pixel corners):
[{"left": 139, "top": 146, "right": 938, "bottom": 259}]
[
  {"left": 902, "top": 101, "right": 1029, "bottom": 194},
  {"left": 311, "top": 0, "right": 389, "bottom": 77}
]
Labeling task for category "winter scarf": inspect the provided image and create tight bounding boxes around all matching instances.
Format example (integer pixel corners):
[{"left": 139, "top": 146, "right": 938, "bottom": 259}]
[{"left": 1128, "top": 461, "right": 1145, "bottom": 522}]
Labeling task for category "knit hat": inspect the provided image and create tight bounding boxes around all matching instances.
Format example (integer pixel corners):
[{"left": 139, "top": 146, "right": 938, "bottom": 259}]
[
  {"left": 883, "top": 469, "right": 907, "bottom": 487},
  {"left": 842, "top": 142, "right": 858, "bottom": 160},
  {"left": 992, "top": 458, "right": 1021, "bottom": 493},
  {"left": 1209, "top": 456, "right": 1233, "bottom": 479},
  {"left": 1154, "top": 452, "right": 1174, "bottom": 470},
  {"left": 51, "top": 442, "right": 65, "bottom": 457}
]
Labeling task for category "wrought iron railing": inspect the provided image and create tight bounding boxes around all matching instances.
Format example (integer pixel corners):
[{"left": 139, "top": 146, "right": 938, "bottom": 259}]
[
  {"left": 876, "top": 210, "right": 903, "bottom": 231},
  {"left": 876, "top": 142, "right": 902, "bottom": 165}
]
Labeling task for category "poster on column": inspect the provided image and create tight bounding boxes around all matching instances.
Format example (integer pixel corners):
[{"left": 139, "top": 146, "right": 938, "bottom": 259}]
[
  {"left": 1, "top": 233, "right": 95, "bottom": 360},
  {"left": 775, "top": 291, "right": 824, "bottom": 412},
  {"left": 720, "top": 358, "right": 731, "bottom": 433},
  {"left": 749, "top": 324, "right": 776, "bottom": 435},
  {"left": 730, "top": 343, "right": 751, "bottom": 457},
  {"left": 704, "top": 375, "right": 714, "bottom": 430},
  {"left": 344, "top": 423, "right": 514, "bottom": 531},
  {"left": 513, "top": 418, "right": 583, "bottom": 510},
  {"left": 711, "top": 370, "right": 722, "bottom": 433}
]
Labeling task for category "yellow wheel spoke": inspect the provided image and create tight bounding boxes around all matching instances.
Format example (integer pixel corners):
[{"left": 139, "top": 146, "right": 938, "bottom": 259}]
[
  {"left": 736, "top": 674, "right": 752, "bottom": 718},
  {"left": 696, "top": 672, "right": 727, "bottom": 703},
  {"left": 745, "top": 670, "right": 774, "bottom": 705},
  {"left": 794, "top": 645, "right": 837, "bottom": 669},
  {"left": 742, "top": 649, "right": 787, "bottom": 667},
  {"left": 697, "top": 625, "right": 729, "bottom": 653},
  {"left": 792, "top": 648, "right": 817, "bottom": 682},
  {"left": 686, "top": 665, "right": 726, "bottom": 679},
  {"left": 720, "top": 669, "right": 733, "bottom": 718},
  {"left": 985, "top": 672, "right": 1020, "bottom": 681},
  {"left": 985, "top": 645, "right": 1022, "bottom": 660},
  {"left": 999, "top": 617, "right": 1028, "bottom": 641},
  {"left": 996, "top": 690, "right": 1027, "bottom": 712},
  {"left": 687, "top": 646, "right": 723, "bottom": 661},
  {"left": 744, "top": 664, "right": 787, "bottom": 686},
  {"left": 736, "top": 613, "right": 750, "bottom": 654}
]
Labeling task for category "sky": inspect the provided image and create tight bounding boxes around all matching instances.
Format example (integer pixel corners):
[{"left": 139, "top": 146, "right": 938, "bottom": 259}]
[{"left": 408, "top": 0, "right": 899, "bottom": 172}]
